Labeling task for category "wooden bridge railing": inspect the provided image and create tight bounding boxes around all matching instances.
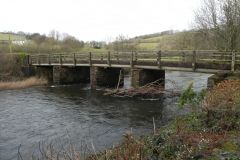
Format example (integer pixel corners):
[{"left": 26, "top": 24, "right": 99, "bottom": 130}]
[{"left": 29, "top": 50, "right": 240, "bottom": 73}]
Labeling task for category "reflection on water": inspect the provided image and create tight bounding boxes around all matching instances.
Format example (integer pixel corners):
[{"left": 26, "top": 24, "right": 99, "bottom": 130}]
[{"left": 0, "top": 71, "right": 212, "bottom": 159}]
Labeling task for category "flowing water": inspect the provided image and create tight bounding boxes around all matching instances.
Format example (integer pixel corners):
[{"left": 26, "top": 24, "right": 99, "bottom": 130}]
[{"left": 0, "top": 71, "right": 212, "bottom": 159}]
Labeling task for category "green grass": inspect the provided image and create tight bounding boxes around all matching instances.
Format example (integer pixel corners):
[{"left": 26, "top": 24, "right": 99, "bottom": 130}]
[
  {"left": 133, "top": 31, "right": 200, "bottom": 51},
  {"left": 78, "top": 47, "right": 108, "bottom": 53},
  {"left": 133, "top": 34, "right": 179, "bottom": 51},
  {"left": 0, "top": 33, "right": 26, "bottom": 41},
  {"left": 139, "top": 34, "right": 173, "bottom": 43},
  {"left": 136, "top": 43, "right": 159, "bottom": 50}
]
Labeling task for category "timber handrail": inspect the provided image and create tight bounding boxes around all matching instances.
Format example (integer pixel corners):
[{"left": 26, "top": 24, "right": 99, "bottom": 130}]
[{"left": 29, "top": 50, "right": 240, "bottom": 73}]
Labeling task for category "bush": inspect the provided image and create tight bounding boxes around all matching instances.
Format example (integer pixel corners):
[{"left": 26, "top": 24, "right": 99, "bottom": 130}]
[
  {"left": 0, "top": 54, "right": 23, "bottom": 80},
  {"left": 178, "top": 82, "right": 207, "bottom": 112},
  {"left": 203, "top": 80, "right": 240, "bottom": 111}
]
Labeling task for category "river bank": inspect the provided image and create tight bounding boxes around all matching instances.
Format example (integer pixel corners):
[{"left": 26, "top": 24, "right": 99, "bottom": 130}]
[
  {"left": 0, "top": 54, "right": 44, "bottom": 90},
  {"left": 94, "top": 112, "right": 240, "bottom": 160},
  {"left": 0, "top": 77, "right": 47, "bottom": 90},
  {"left": 94, "top": 80, "right": 240, "bottom": 160}
]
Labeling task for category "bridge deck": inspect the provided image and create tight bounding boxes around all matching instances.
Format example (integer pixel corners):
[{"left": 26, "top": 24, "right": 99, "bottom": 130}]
[{"left": 29, "top": 50, "right": 240, "bottom": 73}]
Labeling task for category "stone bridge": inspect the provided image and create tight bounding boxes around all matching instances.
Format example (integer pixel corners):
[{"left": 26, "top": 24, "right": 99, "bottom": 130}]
[{"left": 28, "top": 50, "right": 240, "bottom": 89}]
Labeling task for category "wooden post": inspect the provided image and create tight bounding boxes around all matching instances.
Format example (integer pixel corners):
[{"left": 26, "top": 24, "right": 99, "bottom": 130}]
[
  {"left": 59, "top": 54, "right": 62, "bottom": 65},
  {"left": 23, "top": 55, "right": 30, "bottom": 66},
  {"left": 73, "top": 53, "right": 76, "bottom": 66},
  {"left": 182, "top": 52, "right": 186, "bottom": 62},
  {"left": 116, "top": 52, "right": 119, "bottom": 63},
  {"left": 28, "top": 55, "right": 31, "bottom": 65},
  {"left": 116, "top": 69, "right": 122, "bottom": 91},
  {"left": 134, "top": 51, "right": 138, "bottom": 61},
  {"left": 130, "top": 51, "right": 134, "bottom": 68},
  {"left": 8, "top": 34, "right": 12, "bottom": 53},
  {"left": 157, "top": 51, "right": 161, "bottom": 68},
  {"left": 48, "top": 54, "right": 51, "bottom": 65},
  {"left": 231, "top": 51, "right": 236, "bottom": 72},
  {"left": 192, "top": 50, "right": 196, "bottom": 71},
  {"left": 38, "top": 55, "right": 40, "bottom": 65},
  {"left": 89, "top": 52, "right": 92, "bottom": 66},
  {"left": 107, "top": 51, "right": 111, "bottom": 66},
  {"left": 100, "top": 54, "right": 103, "bottom": 61},
  {"left": 90, "top": 67, "right": 96, "bottom": 90}
]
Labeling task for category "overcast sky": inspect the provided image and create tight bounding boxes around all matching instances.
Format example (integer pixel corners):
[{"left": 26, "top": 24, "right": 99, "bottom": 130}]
[{"left": 0, "top": 0, "right": 202, "bottom": 41}]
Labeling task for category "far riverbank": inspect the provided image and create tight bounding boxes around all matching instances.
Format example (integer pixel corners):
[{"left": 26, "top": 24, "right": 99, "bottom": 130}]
[{"left": 0, "top": 77, "right": 47, "bottom": 90}]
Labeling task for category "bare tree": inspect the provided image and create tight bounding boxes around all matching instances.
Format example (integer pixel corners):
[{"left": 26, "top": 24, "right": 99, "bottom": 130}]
[
  {"left": 62, "top": 35, "right": 84, "bottom": 51},
  {"left": 112, "top": 35, "right": 137, "bottom": 52},
  {"left": 195, "top": 0, "right": 240, "bottom": 51}
]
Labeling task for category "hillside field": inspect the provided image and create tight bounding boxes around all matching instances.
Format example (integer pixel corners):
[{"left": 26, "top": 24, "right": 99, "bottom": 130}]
[{"left": 0, "top": 33, "right": 26, "bottom": 41}]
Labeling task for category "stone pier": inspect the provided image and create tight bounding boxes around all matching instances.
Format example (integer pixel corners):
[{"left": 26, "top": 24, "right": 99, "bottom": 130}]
[
  {"left": 36, "top": 66, "right": 53, "bottom": 82},
  {"left": 52, "top": 66, "right": 90, "bottom": 84},
  {"left": 131, "top": 69, "right": 165, "bottom": 88},
  {"left": 90, "top": 67, "right": 124, "bottom": 89},
  {"left": 35, "top": 66, "right": 167, "bottom": 89}
]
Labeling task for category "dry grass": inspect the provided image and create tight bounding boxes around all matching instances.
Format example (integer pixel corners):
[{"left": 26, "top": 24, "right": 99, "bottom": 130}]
[
  {"left": 89, "top": 132, "right": 146, "bottom": 160},
  {"left": 0, "top": 77, "right": 48, "bottom": 90},
  {"left": 203, "top": 80, "right": 240, "bottom": 111}
]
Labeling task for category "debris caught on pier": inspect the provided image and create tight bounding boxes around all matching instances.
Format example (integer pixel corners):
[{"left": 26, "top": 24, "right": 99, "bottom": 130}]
[{"left": 104, "top": 79, "right": 180, "bottom": 99}]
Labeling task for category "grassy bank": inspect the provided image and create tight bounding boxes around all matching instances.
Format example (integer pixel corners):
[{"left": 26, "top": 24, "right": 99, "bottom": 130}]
[
  {"left": 95, "top": 113, "right": 240, "bottom": 159},
  {"left": 0, "top": 77, "right": 47, "bottom": 90}
]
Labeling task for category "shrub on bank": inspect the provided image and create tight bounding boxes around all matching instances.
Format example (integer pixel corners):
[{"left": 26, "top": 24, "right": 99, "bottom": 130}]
[
  {"left": 0, "top": 53, "right": 27, "bottom": 81},
  {"left": 203, "top": 80, "right": 240, "bottom": 111}
]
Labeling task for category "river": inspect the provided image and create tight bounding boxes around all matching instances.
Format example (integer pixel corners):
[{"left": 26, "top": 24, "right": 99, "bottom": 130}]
[{"left": 0, "top": 71, "right": 211, "bottom": 159}]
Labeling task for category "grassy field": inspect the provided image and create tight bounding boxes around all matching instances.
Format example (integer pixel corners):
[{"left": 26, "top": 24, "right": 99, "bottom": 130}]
[
  {"left": 136, "top": 42, "right": 159, "bottom": 50},
  {"left": 132, "top": 31, "right": 199, "bottom": 51},
  {"left": 79, "top": 47, "right": 107, "bottom": 53},
  {"left": 138, "top": 34, "right": 173, "bottom": 43},
  {"left": 133, "top": 34, "right": 179, "bottom": 51},
  {"left": 0, "top": 33, "right": 26, "bottom": 41}
]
